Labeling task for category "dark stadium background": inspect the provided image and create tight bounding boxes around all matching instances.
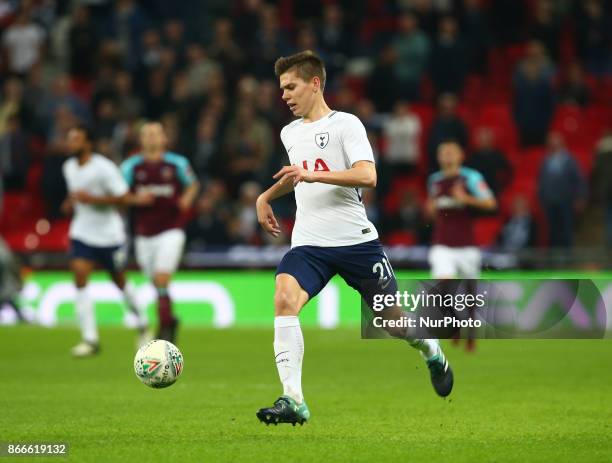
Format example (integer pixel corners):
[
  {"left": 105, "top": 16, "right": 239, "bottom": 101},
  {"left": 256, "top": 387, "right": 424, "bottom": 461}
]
[{"left": 0, "top": 0, "right": 611, "bottom": 270}]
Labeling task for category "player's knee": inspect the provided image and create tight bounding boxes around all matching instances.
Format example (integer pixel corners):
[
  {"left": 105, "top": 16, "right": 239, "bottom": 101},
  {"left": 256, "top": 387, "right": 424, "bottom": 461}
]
[
  {"left": 153, "top": 273, "right": 171, "bottom": 289},
  {"left": 274, "top": 290, "right": 300, "bottom": 316}
]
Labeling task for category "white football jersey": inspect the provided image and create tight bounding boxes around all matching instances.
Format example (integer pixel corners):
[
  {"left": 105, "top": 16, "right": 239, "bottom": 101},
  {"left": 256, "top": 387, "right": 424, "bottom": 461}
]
[
  {"left": 280, "top": 110, "right": 379, "bottom": 247},
  {"left": 63, "top": 154, "right": 129, "bottom": 247}
]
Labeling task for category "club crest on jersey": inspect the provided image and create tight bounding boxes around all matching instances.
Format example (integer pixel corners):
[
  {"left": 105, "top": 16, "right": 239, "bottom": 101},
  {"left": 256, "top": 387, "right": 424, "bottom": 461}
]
[
  {"left": 315, "top": 132, "right": 329, "bottom": 149},
  {"left": 161, "top": 167, "right": 174, "bottom": 180},
  {"left": 136, "top": 170, "right": 147, "bottom": 181}
]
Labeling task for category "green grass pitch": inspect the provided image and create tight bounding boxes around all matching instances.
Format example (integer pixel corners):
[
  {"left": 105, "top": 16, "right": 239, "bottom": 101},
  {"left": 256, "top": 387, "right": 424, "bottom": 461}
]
[{"left": 1, "top": 326, "right": 611, "bottom": 462}]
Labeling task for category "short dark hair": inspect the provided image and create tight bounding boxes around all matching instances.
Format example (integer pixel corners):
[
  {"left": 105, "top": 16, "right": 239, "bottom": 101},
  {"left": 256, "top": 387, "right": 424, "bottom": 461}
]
[
  {"left": 438, "top": 137, "right": 465, "bottom": 148},
  {"left": 274, "top": 50, "right": 326, "bottom": 91},
  {"left": 71, "top": 124, "right": 96, "bottom": 144}
]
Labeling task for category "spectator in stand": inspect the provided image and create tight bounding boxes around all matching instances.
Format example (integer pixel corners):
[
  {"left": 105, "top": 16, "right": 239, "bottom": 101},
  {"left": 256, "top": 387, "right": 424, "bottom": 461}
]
[
  {"left": 538, "top": 132, "right": 587, "bottom": 248},
  {"left": 513, "top": 41, "right": 556, "bottom": 147},
  {"left": 186, "top": 180, "right": 232, "bottom": 249},
  {"left": 256, "top": 80, "right": 284, "bottom": 129},
  {"left": 462, "top": 0, "right": 490, "bottom": 75},
  {"left": 114, "top": 71, "right": 142, "bottom": 120},
  {"left": 112, "top": 116, "right": 141, "bottom": 160},
  {"left": 162, "top": 19, "right": 187, "bottom": 69},
  {"left": 409, "top": 0, "right": 446, "bottom": 39},
  {"left": 168, "top": 70, "right": 206, "bottom": 155},
  {"left": 68, "top": 5, "right": 98, "bottom": 82},
  {"left": 144, "top": 67, "right": 171, "bottom": 119},
  {"left": 317, "top": 3, "right": 351, "bottom": 80},
  {"left": 106, "top": 0, "right": 147, "bottom": 71},
  {"left": 193, "top": 114, "right": 220, "bottom": 180},
  {"left": 44, "top": 74, "right": 91, "bottom": 128},
  {"left": 137, "top": 28, "right": 164, "bottom": 87},
  {"left": 318, "top": 3, "right": 351, "bottom": 58},
  {"left": 1, "top": 7, "right": 46, "bottom": 77},
  {"left": 592, "top": 130, "right": 612, "bottom": 247},
  {"left": 22, "top": 64, "right": 52, "bottom": 137},
  {"left": 427, "top": 93, "right": 468, "bottom": 171},
  {"left": 530, "top": 0, "right": 560, "bottom": 61},
  {"left": 490, "top": 0, "right": 527, "bottom": 45},
  {"left": 42, "top": 105, "right": 77, "bottom": 219},
  {"left": 0, "top": 115, "right": 29, "bottom": 190},
  {"left": 391, "top": 12, "right": 431, "bottom": 102},
  {"left": 355, "top": 99, "right": 383, "bottom": 134},
  {"left": 333, "top": 86, "right": 357, "bottom": 114},
  {"left": 498, "top": 195, "right": 538, "bottom": 251},
  {"left": 386, "top": 189, "right": 423, "bottom": 238},
  {"left": 559, "top": 62, "right": 591, "bottom": 107},
  {"left": 235, "top": 181, "right": 262, "bottom": 244},
  {"left": 93, "top": 98, "right": 118, "bottom": 140},
  {"left": 185, "top": 43, "right": 221, "bottom": 97},
  {"left": 207, "top": 18, "right": 244, "bottom": 94},
  {"left": 234, "top": 0, "right": 262, "bottom": 51},
  {"left": 576, "top": 0, "right": 612, "bottom": 76},
  {"left": 0, "top": 78, "right": 28, "bottom": 135},
  {"left": 223, "top": 102, "right": 273, "bottom": 193},
  {"left": 430, "top": 16, "right": 467, "bottom": 95},
  {"left": 0, "top": 0, "right": 16, "bottom": 26},
  {"left": 250, "top": 4, "right": 290, "bottom": 80},
  {"left": 466, "top": 128, "right": 513, "bottom": 196},
  {"left": 295, "top": 26, "right": 329, "bottom": 70},
  {"left": 367, "top": 45, "right": 398, "bottom": 113},
  {"left": 382, "top": 102, "right": 421, "bottom": 175}
]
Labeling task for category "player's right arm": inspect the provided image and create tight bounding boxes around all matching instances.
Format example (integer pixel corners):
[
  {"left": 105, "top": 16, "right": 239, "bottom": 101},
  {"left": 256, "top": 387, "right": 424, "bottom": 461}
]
[
  {"left": 424, "top": 173, "right": 439, "bottom": 220},
  {"left": 61, "top": 159, "right": 74, "bottom": 215},
  {"left": 256, "top": 180, "right": 294, "bottom": 237},
  {"left": 256, "top": 126, "right": 297, "bottom": 237}
]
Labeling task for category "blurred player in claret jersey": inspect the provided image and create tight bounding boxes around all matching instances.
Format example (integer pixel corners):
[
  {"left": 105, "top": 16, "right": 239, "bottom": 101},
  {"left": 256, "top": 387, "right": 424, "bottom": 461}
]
[
  {"left": 121, "top": 122, "right": 199, "bottom": 344},
  {"left": 255, "top": 50, "right": 454, "bottom": 426},
  {"left": 62, "top": 125, "right": 153, "bottom": 357},
  {"left": 426, "top": 140, "right": 497, "bottom": 351}
]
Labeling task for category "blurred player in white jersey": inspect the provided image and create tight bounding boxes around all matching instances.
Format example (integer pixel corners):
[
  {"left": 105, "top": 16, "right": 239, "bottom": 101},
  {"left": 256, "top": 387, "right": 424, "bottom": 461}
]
[
  {"left": 121, "top": 122, "right": 199, "bottom": 344},
  {"left": 426, "top": 140, "right": 497, "bottom": 350},
  {"left": 255, "top": 51, "right": 454, "bottom": 426},
  {"left": 62, "top": 125, "right": 152, "bottom": 357}
]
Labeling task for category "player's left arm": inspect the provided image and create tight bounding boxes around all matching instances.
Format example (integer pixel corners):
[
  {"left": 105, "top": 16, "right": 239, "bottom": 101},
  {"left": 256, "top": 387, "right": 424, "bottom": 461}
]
[
  {"left": 452, "top": 170, "right": 497, "bottom": 211},
  {"left": 175, "top": 156, "right": 200, "bottom": 212},
  {"left": 274, "top": 160, "right": 376, "bottom": 188},
  {"left": 70, "top": 191, "right": 131, "bottom": 206},
  {"left": 178, "top": 181, "right": 200, "bottom": 212}
]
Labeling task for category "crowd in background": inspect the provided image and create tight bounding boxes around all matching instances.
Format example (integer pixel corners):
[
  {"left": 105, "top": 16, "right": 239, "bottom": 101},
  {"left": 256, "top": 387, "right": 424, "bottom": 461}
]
[{"left": 1, "top": 0, "right": 612, "bottom": 252}]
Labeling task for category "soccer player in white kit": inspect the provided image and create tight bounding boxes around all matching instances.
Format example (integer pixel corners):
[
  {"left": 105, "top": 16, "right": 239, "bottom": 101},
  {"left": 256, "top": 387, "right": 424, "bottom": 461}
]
[
  {"left": 255, "top": 51, "right": 453, "bottom": 426},
  {"left": 62, "top": 126, "right": 152, "bottom": 357}
]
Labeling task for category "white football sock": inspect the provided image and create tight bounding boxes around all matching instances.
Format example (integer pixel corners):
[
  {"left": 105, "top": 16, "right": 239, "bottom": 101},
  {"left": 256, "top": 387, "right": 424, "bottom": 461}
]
[
  {"left": 123, "top": 282, "right": 147, "bottom": 329},
  {"left": 408, "top": 338, "right": 440, "bottom": 360},
  {"left": 274, "top": 315, "right": 304, "bottom": 404},
  {"left": 76, "top": 287, "right": 98, "bottom": 344}
]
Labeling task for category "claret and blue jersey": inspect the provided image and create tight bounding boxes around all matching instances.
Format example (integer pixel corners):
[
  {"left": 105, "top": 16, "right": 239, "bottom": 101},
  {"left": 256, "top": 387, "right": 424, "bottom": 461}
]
[
  {"left": 428, "top": 167, "right": 493, "bottom": 247},
  {"left": 121, "top": 152, "right": 196, "bottom": 237}
]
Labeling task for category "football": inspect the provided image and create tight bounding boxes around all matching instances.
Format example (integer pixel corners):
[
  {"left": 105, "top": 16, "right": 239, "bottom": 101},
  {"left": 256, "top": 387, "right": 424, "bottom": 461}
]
[{"left": 134, "top": 340, "right": 184, "bottom": 388}]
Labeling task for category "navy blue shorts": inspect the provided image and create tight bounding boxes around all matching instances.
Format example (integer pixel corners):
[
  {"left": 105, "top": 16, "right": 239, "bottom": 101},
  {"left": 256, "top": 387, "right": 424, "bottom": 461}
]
[
  {"left": 70, "top": 239, "right": 127, "bottom": 274},
  {"left": 276, "top": 239, "right": 398, "bottom": 309}
]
